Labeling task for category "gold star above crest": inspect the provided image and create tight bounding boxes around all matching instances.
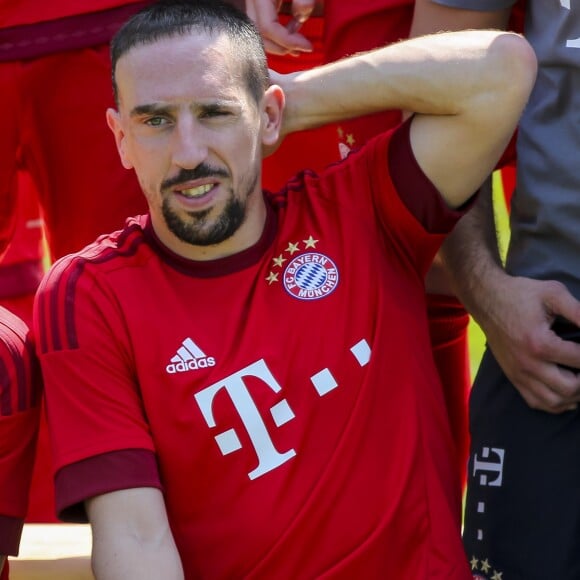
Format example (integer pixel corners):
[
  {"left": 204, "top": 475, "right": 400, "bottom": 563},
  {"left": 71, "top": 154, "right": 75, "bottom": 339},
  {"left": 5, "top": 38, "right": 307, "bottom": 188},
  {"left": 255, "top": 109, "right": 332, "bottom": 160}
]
[
  {"left": 481, "top": 559, "right": 491, "bottom": 574},
  {"left": 346, "top": 133, "right": 356, "bottom": 146},
  {"left": 303, "top": 236, "right": 318, "bottom": 249},
  {"left": 470, "top": 556, "right": 479, "bottom": 571},
  {"left": 272, "top": 254, "right": 287, "bottom": 268},
  {"left": 285, "top": 242, "right": 300, "bottom": 255},
  {"left": 266, "top": 272, "right": 279, "bottom": 285},
  {"left": 491, "top": 572, "right": 503, "bottom": 580}
]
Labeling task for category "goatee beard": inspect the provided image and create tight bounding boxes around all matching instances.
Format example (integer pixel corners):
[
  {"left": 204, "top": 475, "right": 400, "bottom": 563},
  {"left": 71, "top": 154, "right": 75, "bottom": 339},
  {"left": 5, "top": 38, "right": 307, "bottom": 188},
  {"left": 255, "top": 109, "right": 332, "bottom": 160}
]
[
  {"left": 161, "top": 170, "right": 259, "bottom": 247},
  {"left": 162, "top": 193, "right": 246, "bottom": 247}
]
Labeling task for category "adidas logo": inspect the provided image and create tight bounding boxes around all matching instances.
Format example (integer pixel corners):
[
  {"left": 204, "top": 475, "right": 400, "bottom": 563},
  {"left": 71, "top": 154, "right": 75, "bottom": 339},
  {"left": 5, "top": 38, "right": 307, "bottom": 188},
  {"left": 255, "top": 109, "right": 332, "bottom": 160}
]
[{"left": 166, "top": 338, "right": 216, "bottom": 374}]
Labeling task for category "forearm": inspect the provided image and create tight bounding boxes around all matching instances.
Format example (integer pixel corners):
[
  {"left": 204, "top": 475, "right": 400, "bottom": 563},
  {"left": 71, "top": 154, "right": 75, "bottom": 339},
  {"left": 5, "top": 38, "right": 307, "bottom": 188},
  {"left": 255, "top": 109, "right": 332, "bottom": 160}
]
[
  {"left": 0, "top": 554, "right": 6, "bottom": 574},
  {"left": 443, "top": 180, "right": 580, "bottom": 413},
  {"left": 87, "top": 488, "right": 184, "bottom": 580},
  {"left": 91, "top": 528, "right": 183, "bottom": 580},
  {"left": 439, "top": 177, "right": 504, "bottom": 323},
  {"left": 280, "top": 30, "right": 532, "bottom": 135}
]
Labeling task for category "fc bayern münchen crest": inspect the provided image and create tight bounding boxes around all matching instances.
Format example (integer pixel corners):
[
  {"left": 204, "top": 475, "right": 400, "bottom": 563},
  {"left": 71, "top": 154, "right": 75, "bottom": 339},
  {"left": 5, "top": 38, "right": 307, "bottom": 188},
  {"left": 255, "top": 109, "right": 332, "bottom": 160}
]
[{"left": 283, "top": 252, "right": 339, "bottom": 300}]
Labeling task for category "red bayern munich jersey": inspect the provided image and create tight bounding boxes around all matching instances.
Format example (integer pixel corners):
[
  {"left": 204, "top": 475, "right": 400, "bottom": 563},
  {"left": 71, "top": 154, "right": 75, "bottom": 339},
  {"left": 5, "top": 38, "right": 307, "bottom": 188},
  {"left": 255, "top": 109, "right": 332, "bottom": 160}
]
[
  {"left": 0, "top": 307, "right": 41, "bottom": 557},
  {"left": 35, "top": 122, "right": 471, "bottom": 578}
]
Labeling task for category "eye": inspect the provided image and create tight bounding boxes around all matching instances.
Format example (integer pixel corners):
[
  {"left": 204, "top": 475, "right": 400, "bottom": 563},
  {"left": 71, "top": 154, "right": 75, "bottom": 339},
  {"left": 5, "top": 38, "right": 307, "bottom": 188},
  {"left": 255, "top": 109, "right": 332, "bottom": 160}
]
[
  {"left": 200, "top": 107, "right": 231, "bottom": 119},
  {"left": 144, "top": 116, "right": 170, "bottom": 127}
]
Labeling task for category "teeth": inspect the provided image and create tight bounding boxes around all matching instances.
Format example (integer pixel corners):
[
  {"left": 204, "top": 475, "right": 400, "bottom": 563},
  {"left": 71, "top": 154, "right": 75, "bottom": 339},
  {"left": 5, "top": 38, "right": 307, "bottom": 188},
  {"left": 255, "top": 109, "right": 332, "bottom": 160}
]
[{"left": 181, "top": 184, "right": 213, "bottom": 198}]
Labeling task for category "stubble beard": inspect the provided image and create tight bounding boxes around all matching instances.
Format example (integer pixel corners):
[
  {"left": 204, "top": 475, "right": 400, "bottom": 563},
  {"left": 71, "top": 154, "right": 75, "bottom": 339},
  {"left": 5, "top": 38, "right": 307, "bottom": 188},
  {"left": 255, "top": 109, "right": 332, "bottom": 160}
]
[{"left": 161, "top": 171, "right": 259, "bottom": 247}]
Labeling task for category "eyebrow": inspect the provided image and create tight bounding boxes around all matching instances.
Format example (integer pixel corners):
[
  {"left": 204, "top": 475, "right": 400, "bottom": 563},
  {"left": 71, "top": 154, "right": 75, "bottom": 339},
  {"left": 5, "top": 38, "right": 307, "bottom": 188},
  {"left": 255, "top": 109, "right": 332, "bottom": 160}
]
[
  {"left": 129, "top": 99, "right": 242, "bottom": 119},
  {"left": 129, "top": 103, "right": 174, "bottom": 118}
]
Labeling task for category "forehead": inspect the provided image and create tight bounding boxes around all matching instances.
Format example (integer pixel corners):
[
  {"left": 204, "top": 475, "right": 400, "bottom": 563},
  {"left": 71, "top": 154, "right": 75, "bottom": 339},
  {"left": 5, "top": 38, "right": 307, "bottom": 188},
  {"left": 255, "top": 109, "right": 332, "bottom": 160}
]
[{"left": 116, "top": 31, "right": 246, "bottom": 107}]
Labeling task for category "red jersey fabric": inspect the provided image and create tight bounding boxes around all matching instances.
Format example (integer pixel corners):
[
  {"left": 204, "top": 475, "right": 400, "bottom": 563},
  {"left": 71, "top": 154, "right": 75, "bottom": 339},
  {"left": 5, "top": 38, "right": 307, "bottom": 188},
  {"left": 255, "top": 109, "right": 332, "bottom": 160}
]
[
  {"left": 36, "top": 122, "right": 471, "bottom": 578},
  {"left": 263, "top": 14, "right": 337, "bottom": 192},
  {"left": 0, "top": 172, "right": 44, "bottom": 318},
  {"left": 0, "top": 0, "right": 144, "bottom": 29},
  {"left": 0, "top": 44, "right": 148, "bottom": 265},
  {"left": 0, "top": 307, "right": 41, "bottom": 557}
]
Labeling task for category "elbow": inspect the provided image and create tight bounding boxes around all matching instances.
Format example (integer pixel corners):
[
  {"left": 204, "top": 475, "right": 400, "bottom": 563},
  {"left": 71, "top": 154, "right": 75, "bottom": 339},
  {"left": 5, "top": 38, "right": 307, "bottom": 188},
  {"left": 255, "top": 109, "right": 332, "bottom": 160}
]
[{"left": 489, "top": 32, "right": 537, "bottom": 112}]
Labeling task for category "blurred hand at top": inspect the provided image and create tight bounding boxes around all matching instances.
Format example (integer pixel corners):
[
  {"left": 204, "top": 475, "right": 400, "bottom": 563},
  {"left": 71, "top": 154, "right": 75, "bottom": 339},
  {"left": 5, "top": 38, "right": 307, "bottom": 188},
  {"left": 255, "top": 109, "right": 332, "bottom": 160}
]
[{"left": 246, "top": 0, "right": 317, "bottom": 55}]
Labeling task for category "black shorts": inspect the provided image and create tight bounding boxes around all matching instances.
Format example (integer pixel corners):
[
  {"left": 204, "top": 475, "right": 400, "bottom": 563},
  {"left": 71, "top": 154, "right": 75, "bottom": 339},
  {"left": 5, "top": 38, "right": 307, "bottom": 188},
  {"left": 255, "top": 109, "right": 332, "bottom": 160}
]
[{"left": 463, "top": 348, "right": 580, "bottom": 579}]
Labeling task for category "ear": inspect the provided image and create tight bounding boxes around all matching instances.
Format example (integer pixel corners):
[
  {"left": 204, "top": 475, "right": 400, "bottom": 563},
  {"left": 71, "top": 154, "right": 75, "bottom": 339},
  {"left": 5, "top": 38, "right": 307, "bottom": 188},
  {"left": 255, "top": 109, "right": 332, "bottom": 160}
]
[
  {"left": 261, "top": 84, "right": 285, "bottom": 148},
  {"left": 106, "top": 108, "right": 134, "bottom": 170}
]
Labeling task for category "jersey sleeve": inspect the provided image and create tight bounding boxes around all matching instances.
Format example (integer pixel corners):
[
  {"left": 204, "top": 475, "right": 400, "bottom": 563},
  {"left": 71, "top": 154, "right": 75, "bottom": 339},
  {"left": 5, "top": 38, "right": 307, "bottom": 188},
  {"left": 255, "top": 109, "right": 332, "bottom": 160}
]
[
  {"left": 34, "top": 256, "right": 161, "bottom": 522},
  {"left": 0, "top": 308, "right": 41, "bottom": 556}
]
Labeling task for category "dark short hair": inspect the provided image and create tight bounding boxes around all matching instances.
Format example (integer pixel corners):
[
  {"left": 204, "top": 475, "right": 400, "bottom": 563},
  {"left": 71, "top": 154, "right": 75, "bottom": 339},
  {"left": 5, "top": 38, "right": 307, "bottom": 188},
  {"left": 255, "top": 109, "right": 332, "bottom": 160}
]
[{"left": 110, "top": 0, "right": 269, "bottom": 105}]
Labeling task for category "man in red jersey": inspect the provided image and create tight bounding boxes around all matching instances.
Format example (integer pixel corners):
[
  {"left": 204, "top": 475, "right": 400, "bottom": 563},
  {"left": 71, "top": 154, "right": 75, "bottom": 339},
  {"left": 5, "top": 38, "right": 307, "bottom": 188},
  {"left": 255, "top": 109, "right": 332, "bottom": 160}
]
[
  {"left": 34, "top": 0, "right": 535, "bottom": 577},
  {"left": 0, "top": 309, "right": 41, "bottom": 580},
  {"left": 0, "top": 236, "right": 42, "bottom": 578},
  {"left": 0, "top": 0, "right": 155, "bottom": 524}
]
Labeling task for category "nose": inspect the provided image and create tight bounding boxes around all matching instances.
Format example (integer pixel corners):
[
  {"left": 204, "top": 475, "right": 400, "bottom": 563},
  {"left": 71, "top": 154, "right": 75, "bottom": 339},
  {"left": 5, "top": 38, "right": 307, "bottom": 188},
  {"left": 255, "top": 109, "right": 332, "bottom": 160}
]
[{"left": 170, "top": 116, "right": 208, "bottom": 170}]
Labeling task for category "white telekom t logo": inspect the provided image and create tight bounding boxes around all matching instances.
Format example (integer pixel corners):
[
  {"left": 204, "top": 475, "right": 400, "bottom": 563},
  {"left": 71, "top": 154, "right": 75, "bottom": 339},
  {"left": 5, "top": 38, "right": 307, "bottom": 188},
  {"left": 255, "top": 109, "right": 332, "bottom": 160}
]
[{"left": 195, "top": 359, "right": 296, "bottom": 480}]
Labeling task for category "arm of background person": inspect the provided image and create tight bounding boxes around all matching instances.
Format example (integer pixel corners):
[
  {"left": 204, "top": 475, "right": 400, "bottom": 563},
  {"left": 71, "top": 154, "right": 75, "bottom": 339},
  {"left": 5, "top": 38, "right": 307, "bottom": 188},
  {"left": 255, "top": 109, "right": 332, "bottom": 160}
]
[
  {"left": 86, "top": 487, "right": 184, "bottom": 580},
  {"left": 410, "top": 0, "right": 580, "bottom": 413},
  {"left": 278, "top": 29, "right": 536, "bottom": 208},
  {"left": 441, "top": 179, "right": 580, "bottom": 412},
  {"left": 246, "top": 0, "right": 318, "bottom": 55},
  {"left": 0, "top": 555, "right": 5, "bottom": 574}
]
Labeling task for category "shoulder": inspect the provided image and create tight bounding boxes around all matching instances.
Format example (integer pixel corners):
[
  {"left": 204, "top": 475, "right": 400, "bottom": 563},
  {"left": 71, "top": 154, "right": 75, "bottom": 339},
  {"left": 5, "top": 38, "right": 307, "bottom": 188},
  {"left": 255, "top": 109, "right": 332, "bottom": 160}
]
[
  {"left": 39, "top": 216, "right": 150, "bottom": 299},
  {"left": 0, "top": 306, "right": 34, "bottom": 368},
  {"left": 0, "top": 307, "right": 29, "bottom": 348},
  {"left": 34, "top": 217, "right": 151, "bottom": 354},
  {"left": 0, "top": 306, "right": 41, "bottom": 414}
]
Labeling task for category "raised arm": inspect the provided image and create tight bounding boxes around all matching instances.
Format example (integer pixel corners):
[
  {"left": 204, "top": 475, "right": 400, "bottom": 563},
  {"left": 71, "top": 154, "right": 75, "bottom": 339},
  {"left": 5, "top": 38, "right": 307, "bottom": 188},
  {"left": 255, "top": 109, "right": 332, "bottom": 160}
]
[
  {"left": 86, "top": 488, "right": 184, "bottom": 580},
  {"left": 279, "top": 30, "right": 536, "bottom": 208}
]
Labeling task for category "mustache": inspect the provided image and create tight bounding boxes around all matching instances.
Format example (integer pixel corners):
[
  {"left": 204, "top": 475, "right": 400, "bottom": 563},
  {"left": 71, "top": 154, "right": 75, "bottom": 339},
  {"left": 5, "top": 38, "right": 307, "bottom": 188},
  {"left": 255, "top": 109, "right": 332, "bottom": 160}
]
[{"left": 161, "top": 164, "right": 230, "bottom": 191}]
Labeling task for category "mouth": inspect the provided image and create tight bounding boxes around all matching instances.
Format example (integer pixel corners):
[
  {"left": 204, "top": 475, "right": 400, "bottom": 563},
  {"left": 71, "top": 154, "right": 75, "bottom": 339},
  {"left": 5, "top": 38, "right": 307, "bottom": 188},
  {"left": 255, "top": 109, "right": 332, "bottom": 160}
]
[{"left": 179, "top": 183, "right": 214, "bottom": 199}]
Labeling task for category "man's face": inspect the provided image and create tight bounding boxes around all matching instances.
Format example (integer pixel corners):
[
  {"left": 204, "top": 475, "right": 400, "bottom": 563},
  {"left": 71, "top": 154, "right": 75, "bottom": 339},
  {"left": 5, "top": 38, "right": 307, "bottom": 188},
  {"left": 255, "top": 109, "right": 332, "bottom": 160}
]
[{"left": 108, "top": 31, "right": 281, "bottom": 260}]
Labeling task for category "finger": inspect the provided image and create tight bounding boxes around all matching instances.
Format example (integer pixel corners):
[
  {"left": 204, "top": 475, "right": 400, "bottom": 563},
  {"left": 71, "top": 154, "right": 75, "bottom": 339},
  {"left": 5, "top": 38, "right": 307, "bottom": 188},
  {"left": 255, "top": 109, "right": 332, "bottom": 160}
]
[
  {"left": 286, "top": 17, "right": 303, "bottom": 35},
  {"left": 246, "top": 0, "right": 311, "bottom": 53},
  {"left": 290, "top": 0, "right": 316, "bottom": 23},
  {"left": 263, "top": 21, "right": 313, "bottom": 53},
  {"left": 546, "top": 331, "right": 580, "bottom": 371},
  {"left": 542, "top": 364, "right": 580, "bottom": 400},
  {"left": 262, "top": 36, "right": 294, "bottom": 56},
  {"left": 517, "top": 361, "right": 580, "bottom": 411},
  {"left": 544, "top": 281, "right": 580, "bottom": 327},
  {"left": 517, "top": 378, "right": 579, "bottom": 414}
]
